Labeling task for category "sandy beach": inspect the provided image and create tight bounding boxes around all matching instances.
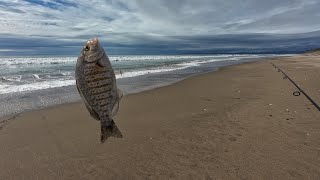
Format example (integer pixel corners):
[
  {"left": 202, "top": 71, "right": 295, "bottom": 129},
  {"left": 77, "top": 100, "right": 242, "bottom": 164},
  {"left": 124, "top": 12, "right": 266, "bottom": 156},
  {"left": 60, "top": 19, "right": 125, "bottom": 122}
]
[{"left": 1, "top": 55, "right": 320, "bottom": 179}]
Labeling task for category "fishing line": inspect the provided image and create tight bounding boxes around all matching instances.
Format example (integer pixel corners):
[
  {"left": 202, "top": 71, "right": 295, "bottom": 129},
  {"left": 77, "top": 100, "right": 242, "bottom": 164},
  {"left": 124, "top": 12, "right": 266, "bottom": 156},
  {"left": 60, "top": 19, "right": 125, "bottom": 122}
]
[
  {"left": 271, "top": 62, "right": 320, "bottom": 123},
  {"left": 270, "top": 62, "right": 320, "bottom": 112}
]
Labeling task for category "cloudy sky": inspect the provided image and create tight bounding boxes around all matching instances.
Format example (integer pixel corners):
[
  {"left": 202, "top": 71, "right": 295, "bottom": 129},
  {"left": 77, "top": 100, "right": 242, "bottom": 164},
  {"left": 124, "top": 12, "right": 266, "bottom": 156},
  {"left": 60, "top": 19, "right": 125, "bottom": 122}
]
[{"left": 0, "top": 0, "right": 320, "bottom": 55}]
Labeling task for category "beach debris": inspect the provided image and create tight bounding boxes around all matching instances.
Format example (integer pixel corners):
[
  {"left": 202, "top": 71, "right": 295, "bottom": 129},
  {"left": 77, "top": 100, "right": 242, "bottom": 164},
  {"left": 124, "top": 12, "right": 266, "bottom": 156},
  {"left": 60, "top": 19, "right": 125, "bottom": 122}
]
[
  {"left": 203, "top": 108, "right": 207, "bottom": 111},
  {"left": 75, "top": 38, "right": 123, "bottom": 143},
  {"left": 269, "top": 104, "right": 273, "bottom": 106},
  {"left": 286, "top": 109, "right": 290, "bottom": 112}
]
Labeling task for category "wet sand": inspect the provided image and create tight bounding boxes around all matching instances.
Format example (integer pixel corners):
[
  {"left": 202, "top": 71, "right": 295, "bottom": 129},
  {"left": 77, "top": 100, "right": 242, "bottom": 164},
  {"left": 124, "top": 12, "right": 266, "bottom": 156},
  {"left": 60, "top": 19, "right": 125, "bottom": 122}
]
[{"left": 1, "top": 56, "right": 320, "bottom": 179}]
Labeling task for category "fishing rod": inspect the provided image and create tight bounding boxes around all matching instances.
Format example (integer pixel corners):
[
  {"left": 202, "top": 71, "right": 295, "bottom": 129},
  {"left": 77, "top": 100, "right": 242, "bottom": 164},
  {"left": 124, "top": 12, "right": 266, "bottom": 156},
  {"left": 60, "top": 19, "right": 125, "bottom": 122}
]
[{"left": 271, "top": 62, "right": 320, "bottom": 112}]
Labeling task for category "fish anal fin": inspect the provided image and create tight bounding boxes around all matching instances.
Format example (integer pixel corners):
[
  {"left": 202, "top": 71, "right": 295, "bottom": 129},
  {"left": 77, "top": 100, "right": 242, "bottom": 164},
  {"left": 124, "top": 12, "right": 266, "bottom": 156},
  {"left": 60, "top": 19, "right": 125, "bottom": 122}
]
[
  {"left": 86, "top": 104, "right": 100, "bottom": 120},
  {"left": 111, "top": 102, "right": 119, "bottom": 117}
]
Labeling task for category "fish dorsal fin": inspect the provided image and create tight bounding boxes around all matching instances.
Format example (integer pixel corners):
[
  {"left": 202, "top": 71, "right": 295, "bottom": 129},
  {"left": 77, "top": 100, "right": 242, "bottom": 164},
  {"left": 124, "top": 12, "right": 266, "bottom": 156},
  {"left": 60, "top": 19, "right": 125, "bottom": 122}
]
[
  {"left": 97, "top": 57, "right": 106, "bottom": 67},
  {"left": 97, "top": 52, "right": 110, "bottom": 68}
]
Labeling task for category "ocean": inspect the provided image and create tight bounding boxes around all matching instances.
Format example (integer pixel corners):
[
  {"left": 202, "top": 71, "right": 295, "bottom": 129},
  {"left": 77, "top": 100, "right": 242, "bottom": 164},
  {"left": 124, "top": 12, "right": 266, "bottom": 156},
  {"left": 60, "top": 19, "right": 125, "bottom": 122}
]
[{"left": 0, "top": 54, "right": 291, "bottom": 118}]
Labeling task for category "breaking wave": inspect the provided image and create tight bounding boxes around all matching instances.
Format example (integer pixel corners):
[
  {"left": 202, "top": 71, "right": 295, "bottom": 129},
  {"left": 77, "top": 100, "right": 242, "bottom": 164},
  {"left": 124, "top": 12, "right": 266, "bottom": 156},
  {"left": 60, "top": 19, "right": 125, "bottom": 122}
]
[{"left": 0, "top": 54, "right": 292, "bottom": 94}]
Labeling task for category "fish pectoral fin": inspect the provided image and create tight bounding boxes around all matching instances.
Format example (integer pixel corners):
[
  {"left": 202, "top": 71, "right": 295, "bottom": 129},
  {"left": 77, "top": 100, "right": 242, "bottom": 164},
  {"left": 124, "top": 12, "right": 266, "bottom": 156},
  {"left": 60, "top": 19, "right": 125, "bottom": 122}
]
[
  {"left": 100, "top": 120, "right": 123, "bottom": 143},
  {"left": 97, "top": 56, "right": 107, "bottom": 67},
  {"left": 117, "top": 88, "right": 123, "bottom": 99},
  {"left": 76, "top": 80, "right": 80, "bottom": 92}
]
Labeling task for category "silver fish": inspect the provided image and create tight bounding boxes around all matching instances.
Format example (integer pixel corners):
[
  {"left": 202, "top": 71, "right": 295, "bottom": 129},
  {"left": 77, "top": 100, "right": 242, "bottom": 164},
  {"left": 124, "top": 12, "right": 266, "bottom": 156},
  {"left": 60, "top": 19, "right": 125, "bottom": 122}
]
[{"left": 75, "top": 38, "right": 123, "bottom": 143}]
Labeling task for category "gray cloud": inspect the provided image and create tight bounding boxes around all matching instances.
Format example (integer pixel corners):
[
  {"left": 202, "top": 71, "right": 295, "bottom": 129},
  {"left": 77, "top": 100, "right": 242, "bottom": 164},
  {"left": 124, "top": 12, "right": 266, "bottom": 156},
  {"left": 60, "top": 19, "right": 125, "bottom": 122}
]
[
  {"left": 1, "top": 31, "right": 320, "bottom": 56},
  {"left": 0, "top": 0, "right": 319, "bottom": 55}
]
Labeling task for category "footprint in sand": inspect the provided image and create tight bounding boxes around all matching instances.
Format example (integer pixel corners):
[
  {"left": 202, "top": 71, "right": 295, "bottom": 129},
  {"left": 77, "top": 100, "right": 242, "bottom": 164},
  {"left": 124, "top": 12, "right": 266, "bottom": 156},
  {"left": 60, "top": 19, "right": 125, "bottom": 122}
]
[
  {"left": 287, "top": 169, "right": 303, "bottom": 178},
  {"left": 228, "top": 136, "right": 237, "bottom": 142}
]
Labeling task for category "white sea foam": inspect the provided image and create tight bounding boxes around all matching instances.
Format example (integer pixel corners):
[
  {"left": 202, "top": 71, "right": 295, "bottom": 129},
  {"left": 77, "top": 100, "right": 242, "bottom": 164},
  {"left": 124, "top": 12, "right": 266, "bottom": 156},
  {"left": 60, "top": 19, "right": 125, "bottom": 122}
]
[
  {"left": 114, "top": 58, "right": 212, "bottom": 79},
  {"left": 0, "top": 59, "right": 202, "bottom": 94},
  {"left": 0, "top": 56, "right": 207, "bottom": 65},
  {"left": 0, "top": 79, "right": 75, "bottom": 94},
  {"left": 0, "top": 57, "right": 76, "bottom": 66},
  {"left": 2, "top": 75, "right": 22, "bottom": 82},
  {"left": 60, "top": 72, "right": 73, "bottom": 76},
  {"left": 0, "top": 54, "right": 287, "bottom": 66},
  {"left": 0, "top": 54, "right": 294, "bottom": 94},
  {"left": 0, "top": 58, "right": 202, "bottom": 94},
  {"left": 110, "top": 55, "right": 235, "bottom": 62},
  {"left": 116, "top": 66, "right": 187, "bottom": 79},
  {"left": 0, "top": 84, "right": 10, "bottom": 89}
]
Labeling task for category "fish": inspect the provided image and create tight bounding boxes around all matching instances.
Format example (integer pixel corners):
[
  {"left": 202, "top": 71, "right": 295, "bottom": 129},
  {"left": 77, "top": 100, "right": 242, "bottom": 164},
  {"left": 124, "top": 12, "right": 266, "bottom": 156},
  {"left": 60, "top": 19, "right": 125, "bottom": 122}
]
[{"left": 75, "top": 38, "right": 123, "bottom": 143}]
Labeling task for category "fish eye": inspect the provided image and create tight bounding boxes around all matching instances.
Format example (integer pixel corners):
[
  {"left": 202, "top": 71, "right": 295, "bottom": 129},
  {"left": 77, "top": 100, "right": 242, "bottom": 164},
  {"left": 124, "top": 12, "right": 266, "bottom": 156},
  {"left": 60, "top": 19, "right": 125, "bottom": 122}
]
[{"left": 85, "top": 45, "right": 90, "bottom": 51}]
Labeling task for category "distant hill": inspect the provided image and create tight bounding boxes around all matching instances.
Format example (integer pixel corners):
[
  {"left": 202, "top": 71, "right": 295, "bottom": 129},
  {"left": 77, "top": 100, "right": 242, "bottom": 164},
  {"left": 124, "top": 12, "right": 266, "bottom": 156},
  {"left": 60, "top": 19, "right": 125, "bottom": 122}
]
[{"left": 304, "top": 48, "right": 320, "bottom": 55}]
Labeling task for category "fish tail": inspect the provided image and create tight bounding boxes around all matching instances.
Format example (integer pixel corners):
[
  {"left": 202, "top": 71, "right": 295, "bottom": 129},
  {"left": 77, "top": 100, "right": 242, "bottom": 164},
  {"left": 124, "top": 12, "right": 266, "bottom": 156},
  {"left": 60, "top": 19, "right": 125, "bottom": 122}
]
[{"left": 100, "top": 120, "right": 123, "bottom": 143}]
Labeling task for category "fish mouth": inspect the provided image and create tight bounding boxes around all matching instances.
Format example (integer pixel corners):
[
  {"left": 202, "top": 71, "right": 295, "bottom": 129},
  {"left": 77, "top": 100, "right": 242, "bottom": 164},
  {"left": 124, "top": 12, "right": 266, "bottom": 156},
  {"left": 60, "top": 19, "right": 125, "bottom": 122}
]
[
  {"left": 86, "top": 38, "right": 100, "bottom": 47},
  {"left": 81, "top": 37, "right": 104, "bottom": 63},
  {"left": 89, "top": 40, "right": 105, "bottom": 61},
  {"left": 86, "top": 37, "right": 101, "bottom": 53}
]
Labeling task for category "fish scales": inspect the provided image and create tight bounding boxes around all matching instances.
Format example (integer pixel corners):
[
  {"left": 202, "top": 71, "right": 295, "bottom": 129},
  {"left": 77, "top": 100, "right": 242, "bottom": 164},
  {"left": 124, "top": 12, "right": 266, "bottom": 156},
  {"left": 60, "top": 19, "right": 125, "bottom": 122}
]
[
  {"left": 84, "top": 67, "right": 107, "bottom": 75},
  {"left": 87, "top": 79, "right": 112, "bottom": 88},
  {"left": 85, "top": 73, "right": 111, "bottom": 82},
  {"left": 89, "top": 86, "right": 112, "bottom": 95},
  {"left": 84, "top": 65, "right": 114, "bottom": 107},
  {"left": 98, "top": 99, "right": 112, "bottom": 106},
  {"left": 94, "top": 92, "right": 112, "bottom": 100},
  {"left": 75, "top": 38, "right": 123, "bottom": 143}
]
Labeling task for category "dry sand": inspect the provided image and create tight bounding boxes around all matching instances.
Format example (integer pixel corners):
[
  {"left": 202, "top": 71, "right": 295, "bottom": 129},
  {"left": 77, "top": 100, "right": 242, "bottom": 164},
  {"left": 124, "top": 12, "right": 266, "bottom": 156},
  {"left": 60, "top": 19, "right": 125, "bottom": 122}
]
[{"left": 0, "top": 56, "right": 320, "bottom": 179}]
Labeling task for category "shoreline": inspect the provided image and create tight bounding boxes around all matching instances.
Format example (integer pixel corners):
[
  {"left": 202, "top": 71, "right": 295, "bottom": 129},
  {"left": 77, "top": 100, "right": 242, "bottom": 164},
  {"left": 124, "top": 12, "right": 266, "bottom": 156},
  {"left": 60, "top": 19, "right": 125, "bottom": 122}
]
[
  {"left": 0, "top": 57, "right": 283, "bottom": 137},
  {"left": 0, "top": 59, "right": 262, "bottom": 129},
  {"left": 0, "top": 56, "right": 272, "bottom": 121}
]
